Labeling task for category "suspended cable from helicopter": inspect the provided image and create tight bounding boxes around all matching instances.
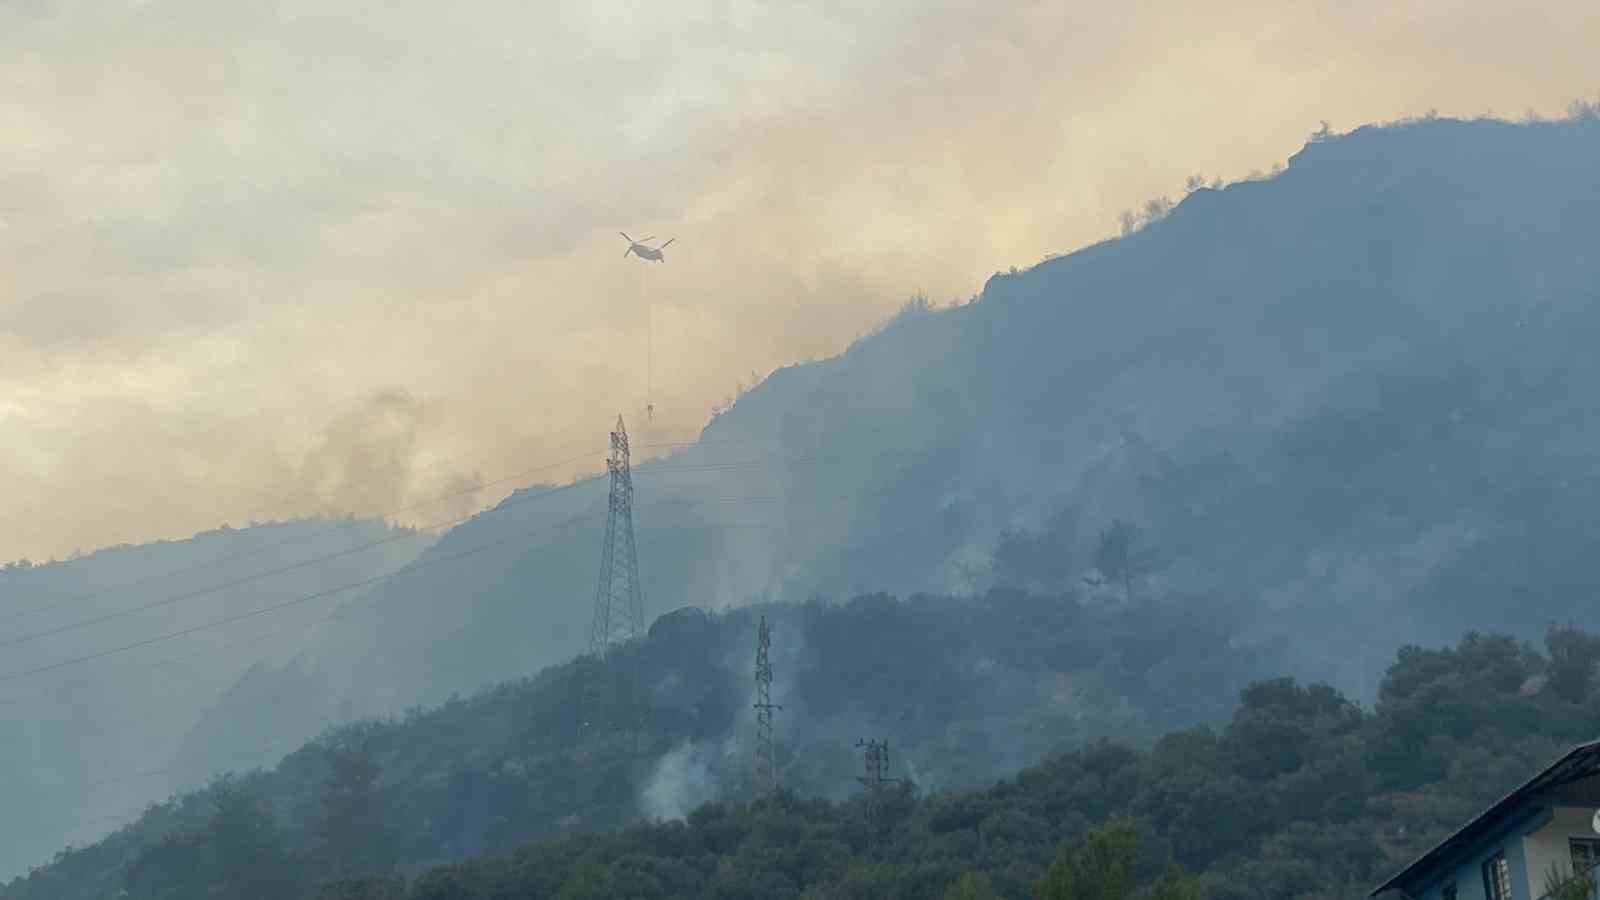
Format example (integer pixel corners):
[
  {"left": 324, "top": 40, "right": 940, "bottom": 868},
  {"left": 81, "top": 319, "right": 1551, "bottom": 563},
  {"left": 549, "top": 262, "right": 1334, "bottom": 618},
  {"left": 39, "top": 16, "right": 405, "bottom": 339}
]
[{"left": 619, "top": 231, "right": 674, "bottom": 422}]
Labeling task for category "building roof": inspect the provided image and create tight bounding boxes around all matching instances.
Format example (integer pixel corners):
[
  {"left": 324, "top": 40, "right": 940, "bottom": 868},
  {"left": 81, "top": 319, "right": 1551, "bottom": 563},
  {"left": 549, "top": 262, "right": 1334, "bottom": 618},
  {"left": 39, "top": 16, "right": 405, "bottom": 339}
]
[{"left": 1371, "top": 739, "right": 1600, "bottom": 897}]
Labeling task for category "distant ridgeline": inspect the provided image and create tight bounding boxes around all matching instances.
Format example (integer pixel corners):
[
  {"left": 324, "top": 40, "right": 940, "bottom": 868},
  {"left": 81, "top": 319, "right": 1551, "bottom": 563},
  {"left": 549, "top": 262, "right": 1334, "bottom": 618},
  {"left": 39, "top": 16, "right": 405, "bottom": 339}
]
[{"left": 0, "top": 517, "right": 434, "bottom": 884}]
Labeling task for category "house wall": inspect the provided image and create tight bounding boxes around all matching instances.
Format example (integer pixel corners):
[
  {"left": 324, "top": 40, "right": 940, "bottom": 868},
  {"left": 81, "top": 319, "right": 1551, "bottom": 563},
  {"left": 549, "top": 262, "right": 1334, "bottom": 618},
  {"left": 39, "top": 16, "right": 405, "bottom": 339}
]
[
  {"left": 1411, "top": 806, "right": 1550, "bottom": 900},
  {"left": 1429, "top": 839, "right": 1532, "bottom": 900},
  {"left": 1524, "top": 807, "right": 1600, "bottom": 898}
]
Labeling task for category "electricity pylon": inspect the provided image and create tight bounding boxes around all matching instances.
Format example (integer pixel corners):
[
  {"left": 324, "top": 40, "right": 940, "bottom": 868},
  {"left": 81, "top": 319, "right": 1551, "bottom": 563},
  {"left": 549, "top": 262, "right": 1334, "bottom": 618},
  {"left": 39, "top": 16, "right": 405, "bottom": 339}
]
[
  {"left": 857, "top": 738, "right": 894, "bottom": 838},
  {"left": 590, "top": 415, "right": 643, "bottom": 656},
  {"left": 856, "top": 738, "right": 891, "bottom": 790},
  {"left": 580, "top": 415, "right": 645, "bottom": 757},
  {"left": 753, "top": 616, "right": 781, "bottom": 795}
]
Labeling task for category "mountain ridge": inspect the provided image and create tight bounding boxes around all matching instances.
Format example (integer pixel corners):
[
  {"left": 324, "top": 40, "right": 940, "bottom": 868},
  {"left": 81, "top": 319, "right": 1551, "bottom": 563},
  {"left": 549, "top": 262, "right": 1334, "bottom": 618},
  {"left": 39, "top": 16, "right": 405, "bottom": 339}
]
[
  {"left": 188, "top": 112, "right": 1600, "bottom": 783},
  {"left": 10, "top": 109, "right": 1600, "bottom": 881}
]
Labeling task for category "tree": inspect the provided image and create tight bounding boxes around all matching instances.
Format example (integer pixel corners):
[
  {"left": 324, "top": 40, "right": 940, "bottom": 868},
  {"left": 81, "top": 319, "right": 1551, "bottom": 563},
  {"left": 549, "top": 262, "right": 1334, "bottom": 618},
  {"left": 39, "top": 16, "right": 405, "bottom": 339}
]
[
  {"left": 318, "top": 740, "right": 397, "bottom": 883},
  {"left": 992, "top": 520, "right": 1076, "bottom": 594},
  {"left": 207, "top": 780, "right": 307, "bottom": 900},
  {"left": 944, "top": 872, "right": 1002, "bottom": 899},
  {"left": 1545, "top": 626, "right": 1600, "bottom": 703},
  {"left": 122, "top": 830, "right": 213, "bottom": 900},
  {"left": 1036, "top": 822, "right": 1205, "bottom": 900},
  {"left": 1035, "top": 821, "right": 1138, "bottom": 900},
  {"left": 316, "top": 877, "right": 408, "bottom": 900},
  {"left": 1148, "top": 871, "right": 1205, "bottom": 900},
  {"left": 1084, "top": 520, "right": 1160, "bottom": 603},
  {"left": 1541, "top": 860, "right": 1596, "bottom": 900}
]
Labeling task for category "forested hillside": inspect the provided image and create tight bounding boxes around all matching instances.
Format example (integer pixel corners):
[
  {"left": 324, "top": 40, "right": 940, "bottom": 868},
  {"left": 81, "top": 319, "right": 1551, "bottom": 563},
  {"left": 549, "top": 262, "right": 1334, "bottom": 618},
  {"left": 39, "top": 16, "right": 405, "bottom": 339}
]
[
  {"left": 241, "top": 111, "right": 1600, "bottom": 756},
  {"left": 12, "top": 615, "right": 1600, "bottom": 899},
  {"left": 383, "top": 621, "right": 1589, "bottom": 900},
  {"left": 721, "top": 111, "right": 1600, "bottom": 697},
  {"left": 0, "top": 519, "right": 433, "bottom": 880},
  {"left": 2, "top": 578, "right": 1280, "bottom": 900}
]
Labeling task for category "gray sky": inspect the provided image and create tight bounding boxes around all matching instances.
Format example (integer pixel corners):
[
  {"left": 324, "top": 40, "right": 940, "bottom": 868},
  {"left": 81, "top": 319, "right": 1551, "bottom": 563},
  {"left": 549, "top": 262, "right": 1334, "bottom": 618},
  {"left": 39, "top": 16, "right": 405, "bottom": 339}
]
[{"left": 1, "top": 0, "right": 1595, "bottom": 563}]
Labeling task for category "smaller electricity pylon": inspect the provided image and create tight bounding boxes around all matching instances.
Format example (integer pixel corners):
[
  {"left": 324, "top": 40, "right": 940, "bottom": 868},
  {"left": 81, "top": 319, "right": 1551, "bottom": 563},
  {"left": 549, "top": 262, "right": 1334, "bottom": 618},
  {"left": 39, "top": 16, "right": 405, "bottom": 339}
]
[
  {"left": 753, "top": 616, "right": 781, "bottom": 795},
  {"left": 856, "top": 737, "right": 895, "bottom": 838},
  {"left": 856, "top": 738, "right": 891, "bottom": 791}
]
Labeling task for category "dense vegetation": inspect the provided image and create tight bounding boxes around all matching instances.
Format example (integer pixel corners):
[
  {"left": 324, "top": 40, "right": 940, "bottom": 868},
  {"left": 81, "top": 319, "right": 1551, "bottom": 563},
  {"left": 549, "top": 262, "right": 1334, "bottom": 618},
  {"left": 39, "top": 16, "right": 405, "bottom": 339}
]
[
  {"left": 300, "top": 627, "right": 1600, "bottom": 900},
  {"left": 1, "top": 578, "right": 1275, "bottom": 900},
  {"left": 13, "top": 612, "right": 1600, "bottom": 899}
]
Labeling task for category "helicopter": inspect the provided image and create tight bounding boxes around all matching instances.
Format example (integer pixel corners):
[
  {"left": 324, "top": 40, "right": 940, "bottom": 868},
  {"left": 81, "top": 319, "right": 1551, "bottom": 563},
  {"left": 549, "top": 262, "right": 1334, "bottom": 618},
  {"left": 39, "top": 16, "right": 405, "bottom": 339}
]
[{"left": 620, "top": 232, "right": 674, "bottom": 262}]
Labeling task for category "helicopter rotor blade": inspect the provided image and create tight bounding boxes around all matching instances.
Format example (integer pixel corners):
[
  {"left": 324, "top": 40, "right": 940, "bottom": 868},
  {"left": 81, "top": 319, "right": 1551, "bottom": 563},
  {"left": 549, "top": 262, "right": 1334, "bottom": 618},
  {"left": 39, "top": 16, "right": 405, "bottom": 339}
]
[
  {"left": 623, "top": 246, "right": 633, "bottom": 258},
  {"left": 637, "top": 236, "right": 655, "bottom": 244},
  {"left": 620, "top": 231, "right": 633, "bottom": 242},
  {"left": 659, "top": 238, "right": 675, "bottom": 249}
]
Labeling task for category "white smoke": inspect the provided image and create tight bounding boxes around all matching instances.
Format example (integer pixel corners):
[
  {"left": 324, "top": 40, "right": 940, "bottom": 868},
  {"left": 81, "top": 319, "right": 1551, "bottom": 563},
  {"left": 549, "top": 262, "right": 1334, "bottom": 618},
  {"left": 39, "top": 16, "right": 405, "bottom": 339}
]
[{"left": 640, "top": 739, "right": 737, "bottom": 821}]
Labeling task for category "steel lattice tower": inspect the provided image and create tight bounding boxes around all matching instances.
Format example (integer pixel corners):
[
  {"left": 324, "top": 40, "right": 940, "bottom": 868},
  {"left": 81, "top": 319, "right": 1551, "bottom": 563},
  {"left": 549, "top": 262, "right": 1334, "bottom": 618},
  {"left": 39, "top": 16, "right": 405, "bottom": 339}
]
[
  {"left": 579, "top": 415, "right": 646, "bottom": 758},
  {"left": 856, "top": 738, "right": 891, "bottom": 790},
  {"left": 857, "top": 738, "right": 893, "bottom": 836},
  {"left": 753, "top": 616, "right": 781, "bottom": 794},
  {"left": 589, "top": 415, "right": 644, "bottom": 657}
]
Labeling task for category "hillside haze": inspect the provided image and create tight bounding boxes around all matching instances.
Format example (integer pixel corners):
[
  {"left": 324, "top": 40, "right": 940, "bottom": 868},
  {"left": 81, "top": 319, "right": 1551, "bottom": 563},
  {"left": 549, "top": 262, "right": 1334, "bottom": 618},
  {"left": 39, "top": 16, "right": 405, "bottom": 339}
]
[
  {"left": 712, "top": 114, "right": 1600, "bottom": 674},
  {"left": 0, "top": 520, "right": 433, "bottom": 879},
  {"left": 281, "top": 113, "right": 1600, "bottom": 715},
  {"left": 13, "top": 111, "right": 1600, "bottom": 881}
]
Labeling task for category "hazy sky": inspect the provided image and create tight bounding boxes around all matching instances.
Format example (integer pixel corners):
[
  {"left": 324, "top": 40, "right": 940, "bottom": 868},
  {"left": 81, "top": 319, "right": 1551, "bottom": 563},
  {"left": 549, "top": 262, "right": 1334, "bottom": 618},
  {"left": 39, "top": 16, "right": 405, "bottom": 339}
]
[{"left": 1, "top": 0, "right": 1595, "bottom": 563}]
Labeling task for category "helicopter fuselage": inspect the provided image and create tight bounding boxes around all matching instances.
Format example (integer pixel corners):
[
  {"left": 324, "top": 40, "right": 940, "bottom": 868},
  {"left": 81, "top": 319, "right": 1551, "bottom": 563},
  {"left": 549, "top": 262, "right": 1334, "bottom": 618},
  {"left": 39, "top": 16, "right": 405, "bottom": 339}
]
[{"left": 629, "top": 244, "right": 665, "bottom": 261}]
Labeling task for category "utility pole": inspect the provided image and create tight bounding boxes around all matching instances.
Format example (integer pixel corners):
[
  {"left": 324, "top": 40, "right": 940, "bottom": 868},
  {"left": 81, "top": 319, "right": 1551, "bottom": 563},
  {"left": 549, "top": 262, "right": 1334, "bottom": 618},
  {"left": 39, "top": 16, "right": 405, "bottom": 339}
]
[
  {"left": 580, "top": 415, "right": 646, "bottom": 757},
  {"left": 856, "top": 738, "right": 891, "bottom": 791},
  {"left": 753, "top": 616, "right": 781, "bottom": 795},
  {"left": 856, "top": 738, "right": 893, "bottom": 838}
]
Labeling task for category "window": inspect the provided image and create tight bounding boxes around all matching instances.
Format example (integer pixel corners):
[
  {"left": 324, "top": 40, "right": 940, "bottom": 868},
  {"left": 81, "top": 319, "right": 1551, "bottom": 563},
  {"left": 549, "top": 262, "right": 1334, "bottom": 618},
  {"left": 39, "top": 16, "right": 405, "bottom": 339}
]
[
  {"left": 1482, "top": 852, "right": 1512, "bottom": 900},
  {"left": 1573, "top": 837, "right": 1600, "bottom": 876},
  {"left": 1441, "top": 882, "right": 1457, "bottom": 900}
]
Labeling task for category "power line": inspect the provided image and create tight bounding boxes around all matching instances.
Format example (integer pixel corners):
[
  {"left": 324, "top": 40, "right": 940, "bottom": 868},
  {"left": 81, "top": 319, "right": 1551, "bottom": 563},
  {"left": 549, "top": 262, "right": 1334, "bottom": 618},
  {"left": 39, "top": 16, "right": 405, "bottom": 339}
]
[
  {"left": 0, "top": 478, "right": 601, "bottom": 651},
  {"left": 0, "top": 451, "right": 815, "bottom": 652},
  {"left": 53, "top": 518, "right": 782, "bottom": 716},
  {"left": 0, "top": 427, "right": 815, "bottom": 593},
  {"left": 0, "top": 537, "right": 493, "bottom": 685},
  {"left": 0, "top": 411, "right": 744, "bottom": 578},
  {"left": 27, "top": 514, "right": 792, "bottom": 847},
  {"left": 0, "top": 447, "right": 610, "bottom": 628},
  {"left": 25, "top": 483, "right": 825, "bottom": 839},
  {"left": 0, "top": 439, "right": 806, "bottom": 630},
  {"left": 0, "top": 493, "right": 782, "bottom": 686},
  {"left": 633, "top": 459, "right": 805, "bottom": 474}
]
